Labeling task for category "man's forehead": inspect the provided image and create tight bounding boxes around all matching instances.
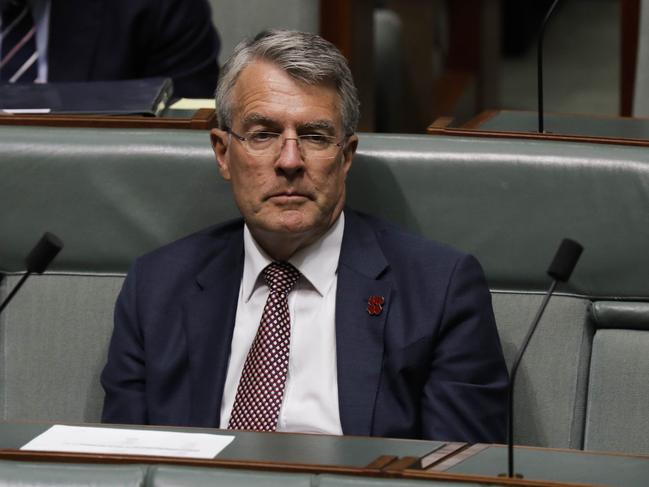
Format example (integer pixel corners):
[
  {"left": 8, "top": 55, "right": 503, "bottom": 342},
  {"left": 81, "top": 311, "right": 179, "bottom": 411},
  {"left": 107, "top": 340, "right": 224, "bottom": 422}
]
[
  {"left": 230, "top": 60, "right": 343, "bottom": 127},
  {"left": 234, "top": 59, "right": 336, "bottom": 91}
]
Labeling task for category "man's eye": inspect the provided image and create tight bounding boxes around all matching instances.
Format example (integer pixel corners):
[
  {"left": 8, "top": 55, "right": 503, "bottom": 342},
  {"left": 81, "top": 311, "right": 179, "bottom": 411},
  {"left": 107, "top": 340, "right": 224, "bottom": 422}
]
[
  {"left": 301, "top": 134, "right": 330, "bottom": 146},
  {"left": 249, "top": 132, "right": 278, "bottom": 142}
]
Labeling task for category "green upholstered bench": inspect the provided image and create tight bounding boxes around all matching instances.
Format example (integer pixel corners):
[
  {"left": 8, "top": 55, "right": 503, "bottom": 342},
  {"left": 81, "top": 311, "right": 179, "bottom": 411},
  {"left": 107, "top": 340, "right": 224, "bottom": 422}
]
[
  {"left": 0, "top": 460, "right": 146, "bottom": 486},
  {"left": 0, "top": 462, "right": 480, "bottom": 486},
  {"left": 1, "top": 125, "right": 648, "bottom": 453}
]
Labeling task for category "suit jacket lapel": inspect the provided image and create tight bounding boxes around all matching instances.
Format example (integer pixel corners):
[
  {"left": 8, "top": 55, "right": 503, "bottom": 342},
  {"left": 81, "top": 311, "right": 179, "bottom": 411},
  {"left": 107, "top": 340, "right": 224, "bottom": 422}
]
[
  {"left": 184, "top": 227, "right": 244, "bottom": 427},
  {"left": 336, "top": 210, "right": 391, "bottom": 436},
  {"left": 48, "top": 0, "right": 103, "bottom": 80}
]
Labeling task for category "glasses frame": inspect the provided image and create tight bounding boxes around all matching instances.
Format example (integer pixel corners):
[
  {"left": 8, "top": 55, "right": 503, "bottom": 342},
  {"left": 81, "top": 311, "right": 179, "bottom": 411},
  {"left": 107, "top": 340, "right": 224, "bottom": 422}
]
[{"left": 227, "top": 129, "right": 351, "bottom": 161}]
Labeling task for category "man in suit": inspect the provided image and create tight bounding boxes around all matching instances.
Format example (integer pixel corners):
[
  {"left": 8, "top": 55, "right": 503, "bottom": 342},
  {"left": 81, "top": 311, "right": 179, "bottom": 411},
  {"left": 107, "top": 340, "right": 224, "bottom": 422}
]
[
  {"left": 101, "top": 30, "right": 508, "bottom": 443},
  {"left": 0, "top": 0, "right": 219, "bottom": 97}
]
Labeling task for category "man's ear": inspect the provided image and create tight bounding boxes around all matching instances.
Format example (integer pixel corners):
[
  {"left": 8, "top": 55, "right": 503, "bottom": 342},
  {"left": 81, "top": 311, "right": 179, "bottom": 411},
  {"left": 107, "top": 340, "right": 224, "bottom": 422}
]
[
  {"left": 210, "top": 128, "right": 231, "bottom": 180},
  {"left": 341, "top": 134, "right": 358, "bottom": 175}
]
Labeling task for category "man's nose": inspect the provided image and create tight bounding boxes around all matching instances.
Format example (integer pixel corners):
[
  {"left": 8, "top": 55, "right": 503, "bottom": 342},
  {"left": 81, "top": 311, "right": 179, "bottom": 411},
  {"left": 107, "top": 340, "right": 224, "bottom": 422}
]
[{"left": 275, "top": 137, "right": 305, "bottom": 175}]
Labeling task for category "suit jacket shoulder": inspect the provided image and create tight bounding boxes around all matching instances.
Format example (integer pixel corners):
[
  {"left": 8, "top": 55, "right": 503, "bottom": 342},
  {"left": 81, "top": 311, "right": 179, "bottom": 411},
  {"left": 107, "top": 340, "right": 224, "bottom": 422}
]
[
  {"left": 342, "top": 209, "right": 469, "bottom": 276},
  {"left": 136, "top": 218, "right": 244, "bottom": 274}
]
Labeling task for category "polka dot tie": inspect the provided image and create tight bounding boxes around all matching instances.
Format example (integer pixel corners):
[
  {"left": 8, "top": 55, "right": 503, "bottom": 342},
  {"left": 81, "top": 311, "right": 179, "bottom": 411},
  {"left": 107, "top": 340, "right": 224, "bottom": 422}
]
[{"left": 228, "top": 261, "right": 301, "bottom": 431}]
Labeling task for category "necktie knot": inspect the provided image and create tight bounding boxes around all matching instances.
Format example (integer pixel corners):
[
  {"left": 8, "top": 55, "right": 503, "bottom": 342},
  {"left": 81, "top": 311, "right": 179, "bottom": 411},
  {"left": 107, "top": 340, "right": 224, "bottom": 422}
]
[{"left": 263, "top": 261, "right": 300, "bottom": 295}]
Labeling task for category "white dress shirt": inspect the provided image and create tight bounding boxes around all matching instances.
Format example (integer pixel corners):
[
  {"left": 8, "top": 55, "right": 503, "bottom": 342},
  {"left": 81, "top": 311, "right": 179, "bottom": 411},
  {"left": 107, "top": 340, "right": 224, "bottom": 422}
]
[{"left": 219, "top": 212, "right": 345, "bottom": 435}]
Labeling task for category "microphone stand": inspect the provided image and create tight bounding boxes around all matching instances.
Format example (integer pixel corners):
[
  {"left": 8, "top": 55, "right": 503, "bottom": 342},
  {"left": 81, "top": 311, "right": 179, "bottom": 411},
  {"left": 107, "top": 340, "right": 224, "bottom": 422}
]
[
  {"left": 0, "top": 232, "right": 63, "bottom": 314},
  {"left": 500, "top": 238, "right": 583, "bottom": 478},
  {"left": 506, "top": 281, "right": 557, "bottom": 478},
  {"left": 0, "top": 272, "right": 33, "bottom": 314}
]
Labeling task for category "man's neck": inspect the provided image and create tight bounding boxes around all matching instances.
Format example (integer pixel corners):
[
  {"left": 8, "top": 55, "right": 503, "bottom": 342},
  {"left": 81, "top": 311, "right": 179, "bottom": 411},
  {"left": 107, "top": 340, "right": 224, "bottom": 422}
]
[
  {"left": 249, "top": 227, "right": 325, "bottom": 262},
  {"left": 247, "top": 211, "right": 344, "bottom": 262}
]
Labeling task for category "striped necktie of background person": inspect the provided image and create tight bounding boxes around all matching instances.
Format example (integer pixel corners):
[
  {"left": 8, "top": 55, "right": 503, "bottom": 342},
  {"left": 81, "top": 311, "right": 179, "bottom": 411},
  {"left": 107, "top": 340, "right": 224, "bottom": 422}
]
[{"left": 0, "top": 0, "right": 38, "bottom": 82}]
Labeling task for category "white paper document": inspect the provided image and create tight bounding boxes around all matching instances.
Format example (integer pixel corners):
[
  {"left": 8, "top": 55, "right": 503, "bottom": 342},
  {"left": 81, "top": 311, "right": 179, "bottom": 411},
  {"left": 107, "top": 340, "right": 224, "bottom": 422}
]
[
  {"left": 1, "top": 108, "right": 51, "bottom": 114},
  {"left": 21, "top": 425, "right": 235, "bottom": 459},
  {"left": 168, "top": 98, "right": 214, "bottom": 110}
]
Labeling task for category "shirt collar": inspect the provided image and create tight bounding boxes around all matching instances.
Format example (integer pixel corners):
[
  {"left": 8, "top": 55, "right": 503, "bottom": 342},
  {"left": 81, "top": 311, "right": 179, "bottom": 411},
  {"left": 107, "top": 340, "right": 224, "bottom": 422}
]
[{"left": 241, "top": 211, "right": 345, "bottom": 301}]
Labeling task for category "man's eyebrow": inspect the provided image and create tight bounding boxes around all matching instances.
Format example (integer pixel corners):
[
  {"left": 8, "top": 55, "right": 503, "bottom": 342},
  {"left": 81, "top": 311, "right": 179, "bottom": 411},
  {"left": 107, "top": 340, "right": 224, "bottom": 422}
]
[
  {"left": 238, "top": 115, "right": 337, "bottom": 133},
  {"left": 297, "top": 120, "right": 336, "bottom": 133},
  {"left": 240, "top": 113, "right": 279, "bottom": 129}
]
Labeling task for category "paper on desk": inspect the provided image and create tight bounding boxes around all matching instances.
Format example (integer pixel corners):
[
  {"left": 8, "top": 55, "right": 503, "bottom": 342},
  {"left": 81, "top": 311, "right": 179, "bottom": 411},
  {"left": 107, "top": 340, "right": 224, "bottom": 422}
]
[
  {"left": 168, "top": 98, "right": 214, "bottom": 110},
  {"left": 21, "top": 425, "right": 234, "bottom": 459},
  {"left": 1, "top": 108, "right": 51, "bottom": 114}
]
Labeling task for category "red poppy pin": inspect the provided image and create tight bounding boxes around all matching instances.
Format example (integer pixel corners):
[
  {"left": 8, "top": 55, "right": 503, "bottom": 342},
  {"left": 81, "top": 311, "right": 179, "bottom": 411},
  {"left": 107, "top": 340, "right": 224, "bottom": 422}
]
[{"left": 367, "top": 295, "right": 385, "bottom": 316}]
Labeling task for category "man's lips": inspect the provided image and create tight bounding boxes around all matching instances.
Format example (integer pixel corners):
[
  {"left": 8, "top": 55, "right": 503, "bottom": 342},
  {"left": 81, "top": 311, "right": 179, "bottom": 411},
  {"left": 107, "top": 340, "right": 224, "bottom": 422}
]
[{"left": 265, "top": 191, "right": 312, "bottom": 201}]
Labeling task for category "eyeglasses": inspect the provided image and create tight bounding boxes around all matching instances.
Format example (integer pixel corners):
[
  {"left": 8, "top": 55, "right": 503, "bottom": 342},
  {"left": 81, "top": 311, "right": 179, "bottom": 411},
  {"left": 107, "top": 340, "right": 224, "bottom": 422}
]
[{"left": 227, "top": 129, "right": 349, "bottom": 160}]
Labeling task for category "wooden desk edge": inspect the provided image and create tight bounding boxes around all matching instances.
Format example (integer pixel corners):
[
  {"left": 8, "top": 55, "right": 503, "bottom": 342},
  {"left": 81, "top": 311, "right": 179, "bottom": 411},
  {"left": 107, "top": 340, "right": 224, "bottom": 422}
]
[
  {"left": 427, "top": 123, "right": 649, "bottom": 148},
  {"left": 0, "top": 108, "right": 217, "bottom": 130},
  {"left": 0, "top": 448, "right": 386, "bottom": 478},
  {"left": 401, "top": 443, "right": 649, "bottom": 487},
  {"left": 0, "top": 447, "right": 627, "bottom": 487}
]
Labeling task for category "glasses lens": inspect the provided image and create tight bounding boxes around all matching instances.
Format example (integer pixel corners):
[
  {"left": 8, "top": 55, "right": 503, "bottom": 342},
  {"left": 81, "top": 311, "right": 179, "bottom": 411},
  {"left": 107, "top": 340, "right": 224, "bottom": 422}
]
[
  {"left": 299, "top": 135, "right": 337, "bottom": 158},
  {"left": 245, "top": 132, "right": 280, "bottom": 153}
]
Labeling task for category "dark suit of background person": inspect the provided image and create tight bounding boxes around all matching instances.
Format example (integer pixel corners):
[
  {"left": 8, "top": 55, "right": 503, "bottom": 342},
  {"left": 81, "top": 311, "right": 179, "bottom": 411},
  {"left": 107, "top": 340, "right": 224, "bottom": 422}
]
[
  {"left": 46, "top": 0, "right": 219, "bottom": 98},
  {"left": 100, "top": 30, "right": 508, "bottom": 444}
]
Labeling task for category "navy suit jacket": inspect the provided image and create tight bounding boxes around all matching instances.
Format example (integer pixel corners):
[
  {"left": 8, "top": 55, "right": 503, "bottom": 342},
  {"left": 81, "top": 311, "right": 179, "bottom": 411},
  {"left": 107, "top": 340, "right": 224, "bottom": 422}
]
[
  {"left": 101, "top": 210, "right": 508, "bottom": 443},
  {"left": 46, "top": 0, "right": 220, "bottom": 98}
]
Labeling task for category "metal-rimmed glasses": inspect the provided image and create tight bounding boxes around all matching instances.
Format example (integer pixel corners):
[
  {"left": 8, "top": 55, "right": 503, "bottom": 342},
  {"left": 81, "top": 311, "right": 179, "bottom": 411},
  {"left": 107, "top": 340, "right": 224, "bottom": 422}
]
[{"left": 227, "top": 129, "right": 350, "bottom": 160}]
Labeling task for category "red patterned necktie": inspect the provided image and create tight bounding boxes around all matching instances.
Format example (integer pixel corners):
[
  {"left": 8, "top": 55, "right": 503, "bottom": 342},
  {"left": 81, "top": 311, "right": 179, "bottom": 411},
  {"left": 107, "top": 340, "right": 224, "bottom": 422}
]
[
  {"left": 0, "top": 0, "right": 38, "bottom": 82},
  {"left": 228, "top": 261, "right": 301, "bottom": 431}
]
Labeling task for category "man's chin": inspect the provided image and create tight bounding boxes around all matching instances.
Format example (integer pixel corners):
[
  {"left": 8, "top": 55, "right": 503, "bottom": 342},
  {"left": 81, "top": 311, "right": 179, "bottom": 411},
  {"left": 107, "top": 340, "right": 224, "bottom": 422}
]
[
  {"left": 252, "top": 209, "right": 322, "bottom": 236},
  {"left": 275, "top": 210, "right": 318, "bottom": 234}
]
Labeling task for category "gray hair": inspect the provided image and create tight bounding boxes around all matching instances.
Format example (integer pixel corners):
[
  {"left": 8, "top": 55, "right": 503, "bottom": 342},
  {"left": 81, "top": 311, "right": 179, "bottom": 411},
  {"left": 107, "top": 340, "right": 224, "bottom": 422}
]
[{"left": 215, "top": 30, "right": 360, "bottom": 135}]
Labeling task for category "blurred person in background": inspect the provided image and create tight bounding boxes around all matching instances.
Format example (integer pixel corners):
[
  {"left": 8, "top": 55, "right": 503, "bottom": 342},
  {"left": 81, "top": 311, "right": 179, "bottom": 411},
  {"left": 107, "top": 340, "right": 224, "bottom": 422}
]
[{"left": 0, "top": 0, "right": 220, "bottom": 97}]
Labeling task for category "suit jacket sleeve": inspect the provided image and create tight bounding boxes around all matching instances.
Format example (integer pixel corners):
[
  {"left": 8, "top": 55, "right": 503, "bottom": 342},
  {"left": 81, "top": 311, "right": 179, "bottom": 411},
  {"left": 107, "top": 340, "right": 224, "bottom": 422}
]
[
  {"left": 421, "top": 253, "right": 508, "bottom": 443},
  {"left": 101, "top": 263, "right": 148, "bottom": 424}
]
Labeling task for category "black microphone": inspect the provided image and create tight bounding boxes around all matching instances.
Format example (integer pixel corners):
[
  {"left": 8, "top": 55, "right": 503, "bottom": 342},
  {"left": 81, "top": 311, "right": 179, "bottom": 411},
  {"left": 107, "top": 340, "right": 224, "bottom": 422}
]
[
  {"left": 537, "top": 0, "right": 562, "bottom": 133},
  {"left": 502, "top": 238, "right": 583, "bottom": 479},
  {"left": 0, "top": 232, "right": 63, "bottom": 314}
]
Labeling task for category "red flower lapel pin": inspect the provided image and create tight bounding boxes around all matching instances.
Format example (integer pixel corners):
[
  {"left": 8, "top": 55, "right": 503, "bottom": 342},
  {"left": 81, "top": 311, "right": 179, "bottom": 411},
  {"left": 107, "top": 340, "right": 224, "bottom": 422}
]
[{"left": 367, "top": 295, "right": 385, "bottom": 316}]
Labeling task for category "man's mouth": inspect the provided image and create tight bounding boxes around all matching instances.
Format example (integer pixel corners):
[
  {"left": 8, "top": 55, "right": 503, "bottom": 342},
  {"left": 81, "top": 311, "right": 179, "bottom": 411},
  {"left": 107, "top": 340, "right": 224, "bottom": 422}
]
[
  {"left": 268, "top": 194, "right": 309, "bottom": 204},
  {"left": 266, "top": 190, "right": 312, "bottom": 202}
]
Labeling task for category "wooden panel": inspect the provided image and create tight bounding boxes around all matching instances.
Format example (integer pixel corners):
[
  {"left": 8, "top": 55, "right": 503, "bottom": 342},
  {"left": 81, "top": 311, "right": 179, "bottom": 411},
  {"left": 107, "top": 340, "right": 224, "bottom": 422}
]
[{"left": 319, "top": 0, "right": 374, "bottom": 131}]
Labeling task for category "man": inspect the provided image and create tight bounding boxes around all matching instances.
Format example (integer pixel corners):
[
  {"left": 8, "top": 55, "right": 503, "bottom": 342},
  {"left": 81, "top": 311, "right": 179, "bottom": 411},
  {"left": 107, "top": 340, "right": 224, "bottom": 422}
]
[
  {"left": 0, "top": 0, "right": 219, "bottom": 97},
  {"left": 101, "top": 30, "right": 508, "bottom": 443}
]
